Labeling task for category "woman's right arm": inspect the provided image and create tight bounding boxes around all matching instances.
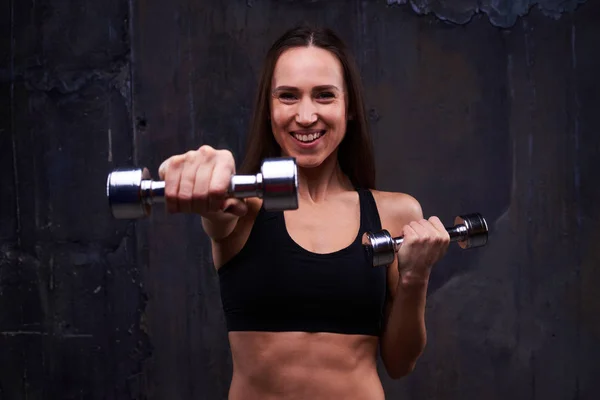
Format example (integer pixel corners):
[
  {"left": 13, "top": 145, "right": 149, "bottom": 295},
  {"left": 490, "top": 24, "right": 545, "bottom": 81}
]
[{"left": 158, "top": 145, "right": 248, "bottom": 241}]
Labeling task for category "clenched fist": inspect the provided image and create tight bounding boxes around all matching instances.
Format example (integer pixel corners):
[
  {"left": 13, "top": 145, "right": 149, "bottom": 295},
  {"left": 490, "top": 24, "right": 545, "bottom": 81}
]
[
  {"left": 396, "top": 217, "right": 450, "bottom": 285},
  {"left": 158, "top": 145, "right": 248, "bottom": 217}
]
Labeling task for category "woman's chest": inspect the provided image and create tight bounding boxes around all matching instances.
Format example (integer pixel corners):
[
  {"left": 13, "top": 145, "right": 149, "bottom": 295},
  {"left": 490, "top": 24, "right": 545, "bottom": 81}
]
[{"left": 283, "top": 202, "right": 360, "bottom": 254}]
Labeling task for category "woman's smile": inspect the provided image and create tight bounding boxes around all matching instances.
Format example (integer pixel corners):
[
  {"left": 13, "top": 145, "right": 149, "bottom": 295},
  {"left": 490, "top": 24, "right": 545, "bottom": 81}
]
[{"left": 290, "top": 129, "right": 327, "bottom": 146}]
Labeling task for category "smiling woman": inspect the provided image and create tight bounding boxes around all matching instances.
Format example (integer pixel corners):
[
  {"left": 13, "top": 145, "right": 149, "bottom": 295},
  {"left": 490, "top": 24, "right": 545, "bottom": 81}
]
[
  {"left": 157, "top": 25, "right": 451, "bottom": 399},
  {"left": 271, "top": 46, "right": 348, "bottom": 167},
  {"left": 239, "top": 26, "right": 376, "bottom": 189}
]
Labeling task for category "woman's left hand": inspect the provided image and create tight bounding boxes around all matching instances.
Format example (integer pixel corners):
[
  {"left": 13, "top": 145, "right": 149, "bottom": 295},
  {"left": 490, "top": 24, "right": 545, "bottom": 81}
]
[{"left": 395, "top": 217, "right": 451, "bottom": 286}]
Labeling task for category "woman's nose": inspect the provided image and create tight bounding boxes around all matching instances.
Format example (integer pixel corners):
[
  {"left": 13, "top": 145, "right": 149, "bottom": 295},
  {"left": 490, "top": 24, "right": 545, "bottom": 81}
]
[{"left": 295, "top": 98, "right": 318, "bottom": 125}]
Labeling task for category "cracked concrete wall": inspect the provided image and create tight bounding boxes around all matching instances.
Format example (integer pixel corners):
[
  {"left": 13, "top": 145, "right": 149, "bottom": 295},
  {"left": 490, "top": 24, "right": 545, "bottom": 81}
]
[
  {"left": 2, "top": 0, "right": 599, "bottom": 399},
  {"left": 0, "top": 0, "right": 151, "bottom": 398},
  {"left": 387, "top": 0, "right": 587, "bottom": 27}
]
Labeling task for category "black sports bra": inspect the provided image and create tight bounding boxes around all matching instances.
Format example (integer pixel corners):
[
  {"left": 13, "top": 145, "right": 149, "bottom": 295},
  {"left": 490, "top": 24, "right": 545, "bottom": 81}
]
[{"left": 218, "top": 188, "right": 387, "bottom": 336}]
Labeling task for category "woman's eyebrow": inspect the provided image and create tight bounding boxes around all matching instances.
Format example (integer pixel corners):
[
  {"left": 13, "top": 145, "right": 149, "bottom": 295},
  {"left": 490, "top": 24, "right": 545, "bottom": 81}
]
[
  {"left": 272, "top": 86, "right": 299, "bottom": 92},
  {"left": 312, "top": 85, "right": 341, "bottom": 92},
  {"left": 272, "top": 85, "right": 341, "bottom": 92}
]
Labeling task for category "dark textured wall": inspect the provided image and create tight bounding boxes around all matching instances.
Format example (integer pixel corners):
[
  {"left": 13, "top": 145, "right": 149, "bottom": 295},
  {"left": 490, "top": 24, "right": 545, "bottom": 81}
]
[
  {"left": 1, "top": 0, "right": 598, "bottom": 399},
  {"left": 387, "top": 0, "right": 587, "bottom": 27}
]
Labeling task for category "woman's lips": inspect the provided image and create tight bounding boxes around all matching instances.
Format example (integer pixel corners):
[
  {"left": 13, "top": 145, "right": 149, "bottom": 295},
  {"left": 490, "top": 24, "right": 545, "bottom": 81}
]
[{"left": 289, "top": 129, "right": 326, "bottom": 145}]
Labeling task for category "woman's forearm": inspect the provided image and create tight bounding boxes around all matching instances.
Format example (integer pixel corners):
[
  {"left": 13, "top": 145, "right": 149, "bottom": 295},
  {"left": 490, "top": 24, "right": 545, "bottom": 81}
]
[{"left": 380, "top": 280, "right": 429, "bottom": 379}]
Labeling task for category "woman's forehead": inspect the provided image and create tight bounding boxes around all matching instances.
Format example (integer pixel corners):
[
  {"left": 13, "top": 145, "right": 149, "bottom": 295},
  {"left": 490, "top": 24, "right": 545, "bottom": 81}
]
[{"left": 272, "top": 47, "right": 344, "bottom": 88}]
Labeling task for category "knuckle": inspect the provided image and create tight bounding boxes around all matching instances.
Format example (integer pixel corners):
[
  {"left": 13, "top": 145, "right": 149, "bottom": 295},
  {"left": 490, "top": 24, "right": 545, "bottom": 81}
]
[
  {"left": 198, "top": 145, "right": 215, "bottom": 158},
  {"left": 178, "top": 182, "right": 194, "bottom": 200},
  {"left": 192, "top": 191, "right": 208, "bottom": 203},
  {"left": 165, "top": 190, "right": 180, "bottom": 203},
  {"left": 216, "top": 148, "right": 232, "bottom": 158},
  {"left": 179, "top": 191, "right": 193, "bottom": 202},
  {"left": 184, "top": 150, "right": 197, "bottom": 161},
  {"left": 208, "top": 184, "right": 227, "bottom": 197},
  {"left": 217, "top": 150, "right": 235, "bottom": 169},
  {"left": 165, "top": 189, "right": 177, "bottom": 200},
  {"left": 170, "top": 155, "right": 184, "bottom": 169},
  {"left": 158, "top": 160, "right": 169, "bottom": 177},
  {"left": 215, "top": 179, "right": 231, "bottom": 193}
]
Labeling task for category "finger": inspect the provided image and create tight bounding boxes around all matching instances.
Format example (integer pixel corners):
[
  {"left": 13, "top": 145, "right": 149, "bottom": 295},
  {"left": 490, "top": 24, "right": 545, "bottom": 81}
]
[
  {"left": 428, "top": 216, "right": 449, "bottom": 238},
  {"left": 401, "top": 224, "right": 419, "bottom": 245},
  {"left": 158, "top": 159, "right": 170, "bottom": 180},
  {"left": 426, "top": 217, "right": 450, "bottom": 262},
  {"left": 178, "top": 159, "right": 199, "bottom": 214},
  {"left": 164, "top": 157, "right": 183, "bottom": 214},
  {"left": 207, "top": 155, "right": 235, "bottom": 213},
  {"left": 409, "top": 220, "right": 430, "bottom": 242},
  {"left": 191, "top": 162, "right": 212, "bottom": 215},
  {"left": 417, "top": 218, "right": 446, "bottom": 243},
  {"left": 426, "top": 217, "right": 450, "bottom": 249},
  {"left": 398, "top": 225, "right": 418, "bottom": 266}
]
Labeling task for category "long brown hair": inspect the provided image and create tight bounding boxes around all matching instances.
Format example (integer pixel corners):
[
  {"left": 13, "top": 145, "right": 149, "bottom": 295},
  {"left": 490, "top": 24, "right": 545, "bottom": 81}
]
[{"left": 239, "top": 25, "right": 376, "bottom": 189}]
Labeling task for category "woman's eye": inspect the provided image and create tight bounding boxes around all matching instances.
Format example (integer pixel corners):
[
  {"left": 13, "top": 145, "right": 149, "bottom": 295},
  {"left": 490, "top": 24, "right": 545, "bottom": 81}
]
[
  {"left": 317, "top": 92, "right": 335, "bottom": 100},
  {"left": 279, "top": 93, "right": 297, "bottom": 101}
]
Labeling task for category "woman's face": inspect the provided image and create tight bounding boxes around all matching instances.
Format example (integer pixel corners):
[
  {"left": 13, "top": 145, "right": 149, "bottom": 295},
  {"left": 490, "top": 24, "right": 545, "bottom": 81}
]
[{"left": 270, "top": 46, "right": 348, "bottom": 169}]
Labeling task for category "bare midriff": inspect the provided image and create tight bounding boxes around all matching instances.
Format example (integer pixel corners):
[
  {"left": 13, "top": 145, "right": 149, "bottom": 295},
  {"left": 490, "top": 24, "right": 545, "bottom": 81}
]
[{"left": 227, "top": 331, "right": 384, "bottom": 400}]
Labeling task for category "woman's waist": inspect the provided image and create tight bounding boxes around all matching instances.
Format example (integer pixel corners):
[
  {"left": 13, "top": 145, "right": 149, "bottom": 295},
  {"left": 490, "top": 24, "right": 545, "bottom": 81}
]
[
  {"left": 229, "top": 369, "right": 384, "bottom": 400},
  {"left": 228, "top": 331, "right": 381, "bottom": 393}
]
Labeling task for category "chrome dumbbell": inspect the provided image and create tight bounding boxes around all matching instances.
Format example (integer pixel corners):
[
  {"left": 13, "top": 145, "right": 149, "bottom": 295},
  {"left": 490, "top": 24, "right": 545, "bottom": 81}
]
[
  {"left": 362, "top": 213, "right": 489, "bottom": 267},
  {"left": 106, "top": 157, "right": 298, "bottom": 219}
]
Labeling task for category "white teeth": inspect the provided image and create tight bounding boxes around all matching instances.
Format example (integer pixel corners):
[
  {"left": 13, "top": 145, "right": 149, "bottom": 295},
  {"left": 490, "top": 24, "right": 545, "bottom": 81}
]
[{"left": 294, "top": 131, "right": 323, "bottom": 142}]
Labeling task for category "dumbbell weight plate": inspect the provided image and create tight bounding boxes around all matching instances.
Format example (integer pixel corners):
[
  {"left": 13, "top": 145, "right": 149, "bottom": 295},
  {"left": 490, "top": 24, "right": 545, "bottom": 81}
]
[
  {"left": 261, "top": 158, "right": 299, "bottom": 211},
  {"left": 361, "top": 229, "right": 395, "bottom": 268},
  {"left": 454, "top": 213, "right": 488, "bottom": 249},
  {"left": 106, "top": 167, "right": 157, "bottom": 219}
]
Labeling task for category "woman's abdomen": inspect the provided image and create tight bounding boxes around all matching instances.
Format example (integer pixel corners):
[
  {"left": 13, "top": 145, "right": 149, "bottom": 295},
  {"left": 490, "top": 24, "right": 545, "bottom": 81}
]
[{"left": 227, "top": 331, "right": 384, "bottom": 400}]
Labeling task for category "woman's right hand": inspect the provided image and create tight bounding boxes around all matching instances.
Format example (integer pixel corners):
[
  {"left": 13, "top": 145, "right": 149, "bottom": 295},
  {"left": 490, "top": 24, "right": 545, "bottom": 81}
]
[{"left": 158, "top": 145, "right": 248, "bottom": 218}]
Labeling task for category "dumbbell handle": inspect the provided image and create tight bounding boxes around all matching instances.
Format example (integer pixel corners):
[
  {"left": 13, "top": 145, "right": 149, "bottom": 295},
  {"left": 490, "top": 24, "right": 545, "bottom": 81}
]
[
  {"left": 391, "top": 223, "right": 472, "bottom": 251},
  {"left": 137, "top": 174, "right": 269, "bottom": 205}
]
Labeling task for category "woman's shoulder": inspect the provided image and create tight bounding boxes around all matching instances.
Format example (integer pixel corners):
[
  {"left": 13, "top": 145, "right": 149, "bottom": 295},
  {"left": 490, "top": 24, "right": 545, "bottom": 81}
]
[{"left": 369, "top": 189, "right": 424, "bottom": 233}]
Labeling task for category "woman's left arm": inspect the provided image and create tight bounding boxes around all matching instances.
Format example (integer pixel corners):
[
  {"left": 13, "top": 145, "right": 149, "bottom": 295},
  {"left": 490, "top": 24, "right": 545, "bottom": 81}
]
[{"left": 376, "top": 193, "right": 450, "bottom": 379}]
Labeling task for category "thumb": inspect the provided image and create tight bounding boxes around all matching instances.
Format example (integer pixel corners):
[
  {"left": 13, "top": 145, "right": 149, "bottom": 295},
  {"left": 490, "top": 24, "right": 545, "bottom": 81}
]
[{"left": 222, "top": 198, "right": 248, "bottom": 217}]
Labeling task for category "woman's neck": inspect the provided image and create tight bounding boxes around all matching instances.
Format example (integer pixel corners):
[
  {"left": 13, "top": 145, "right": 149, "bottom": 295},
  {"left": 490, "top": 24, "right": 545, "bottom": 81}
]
[{"left": 296, "top": 155, "right": 353, "bottom": 204}]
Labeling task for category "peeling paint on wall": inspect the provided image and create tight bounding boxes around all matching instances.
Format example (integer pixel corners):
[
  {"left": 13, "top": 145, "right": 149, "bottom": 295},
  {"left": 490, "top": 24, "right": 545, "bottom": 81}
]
[{"left": 386, "top": 0, "right": 587, "bottom": 27}]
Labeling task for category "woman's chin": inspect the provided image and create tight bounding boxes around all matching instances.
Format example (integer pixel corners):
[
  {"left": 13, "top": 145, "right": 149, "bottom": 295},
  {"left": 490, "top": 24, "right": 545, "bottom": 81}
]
[
  {"left": 278, "top": 143, "right": 338, "bottom": 170},
  {"left": 293, "top": 154, "right": 335, "bottom": 170}
]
